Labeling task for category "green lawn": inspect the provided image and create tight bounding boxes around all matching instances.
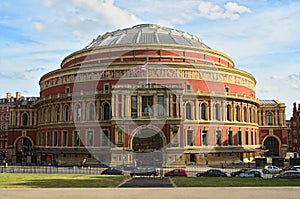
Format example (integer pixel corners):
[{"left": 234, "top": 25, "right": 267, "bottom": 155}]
[
  {"left": 1, "top": 174, "right": 300, "bottom": 188},
  {"left": 171, "top": 177, "right": 300, "bottom": 187},
  {"left": 0, "top": 174, "right": 129, "bottom": 188}
]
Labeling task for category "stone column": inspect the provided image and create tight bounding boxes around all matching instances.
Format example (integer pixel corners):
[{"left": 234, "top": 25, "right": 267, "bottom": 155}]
[
  {"left": 195, "top": 100, "right": 199, "bottom": 120},
  {"left": 170, "top": 95, "right": 173, "bottom": 117},
  {"left": 111, "top": 94, "right": 115, "bottom": 118},
  {"left": 275, "top": 109, "right": 278, "bottom": 125},
  {"left": 29, "top": 110, "right": 32, "bottom": 126},
  {"left": 138, "top": 96, "right": 142, "bottom": 117},
  {"left": 166, "top": 94, "right": 170, "bottom": 118},
  {"left": 17, "top": 110, "right": 20, "bottom": 126},
  {"left": 121, "top": 95, "right": 125, "bottom": 118},
  {"left": 153, "top": 94, "right": 158, "bottom": 117},
  {"left": 258, "top": 110, "right": 261, "bottom": 125},
  {"left": 176, "top": 94, "right": 179, "bottom": 118},
  {"left": 34, "top": 110, "right": 37, "bottom": 126},
  {"left": 59, "top": 104, "right": 63, "bottom": 122}
]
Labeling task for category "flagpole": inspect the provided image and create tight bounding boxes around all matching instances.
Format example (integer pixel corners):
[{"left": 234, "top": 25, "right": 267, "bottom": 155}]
[{"left": 146, "top": 62, "right": 149, "bottom": 85}]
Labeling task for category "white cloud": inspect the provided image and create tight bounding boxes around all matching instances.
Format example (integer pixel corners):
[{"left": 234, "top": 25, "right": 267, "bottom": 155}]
[
  {"left": 198, "top": 1, "right": 251, "bottom": 20},
  {"left": 69, "top": 0, "right": 143, "bottom": 28}
]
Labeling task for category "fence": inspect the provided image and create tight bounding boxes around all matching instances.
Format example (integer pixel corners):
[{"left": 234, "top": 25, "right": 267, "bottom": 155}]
[{"left": 0, "top": 166, "right": 105, "bottom": 175}]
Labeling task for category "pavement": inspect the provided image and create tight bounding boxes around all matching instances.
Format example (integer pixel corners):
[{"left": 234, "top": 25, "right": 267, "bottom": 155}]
[{"left": 1, "top": 187, "right": 300, "bottom": 199}]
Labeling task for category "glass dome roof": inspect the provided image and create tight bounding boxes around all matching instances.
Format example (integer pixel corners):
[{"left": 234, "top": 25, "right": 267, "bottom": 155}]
[{"left": 84, "top": 24, "right": 210, "bottom": 49}]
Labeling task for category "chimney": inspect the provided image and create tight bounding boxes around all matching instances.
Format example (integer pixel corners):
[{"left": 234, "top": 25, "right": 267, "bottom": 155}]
[
  {"left": 6, "top": 92, "right": 12, "bottom": 99},
  {"left": 16, "top": 92, "right": 21, "bottom": 100}
]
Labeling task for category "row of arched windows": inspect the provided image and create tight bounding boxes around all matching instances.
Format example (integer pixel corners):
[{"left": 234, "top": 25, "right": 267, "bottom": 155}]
[
  {"left": 185, "top": 102, "right": 257, "bottom": 123},
  {"left": 38, "top": 102, "right": 111, "bottom": 124}
]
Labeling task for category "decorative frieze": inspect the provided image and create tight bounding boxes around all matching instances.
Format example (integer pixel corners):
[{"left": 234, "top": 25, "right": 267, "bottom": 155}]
[{"left": 40, "top": 68, "right": 255, "bottom": 91}]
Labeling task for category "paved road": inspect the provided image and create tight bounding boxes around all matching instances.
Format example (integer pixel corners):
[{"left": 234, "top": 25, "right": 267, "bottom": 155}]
[
  {"left": 119, "top": 177, "right": 174, "bottom": 188},
  {"left": 1, "top": 187, "right": 300, "bottom": 199}
]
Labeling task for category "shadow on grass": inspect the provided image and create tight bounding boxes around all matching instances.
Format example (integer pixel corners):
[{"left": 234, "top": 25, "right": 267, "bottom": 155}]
[{"left": 10, "top": 175, "right": 129, "bottom": 188}]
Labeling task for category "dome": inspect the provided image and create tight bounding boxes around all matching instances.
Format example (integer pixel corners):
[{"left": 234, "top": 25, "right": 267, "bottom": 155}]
[{"left": 84, "top": 24, "right": 210, "bottom": 49}]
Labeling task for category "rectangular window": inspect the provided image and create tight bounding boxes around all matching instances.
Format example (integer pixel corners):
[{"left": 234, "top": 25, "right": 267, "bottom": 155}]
[
  {"left": 186, "top": 84, "right": 191, "bottom": 91},
  {"left": 245, "top": 131, "right": 249, "bottom": 145},
  {"left": 251, "top": 131, "right": 254, "bottom": 145},
  {"left": 238, "top": 130, "right": 242, "bottom": 145},
  {"left": 104, "top": 84, "right": 110, "bottom": 93},
  {"left": 73, "top": 130, "right": 80, "bottom": 147},
  {"left": 131, "top": 96, "right": 137, "bottom": 117},
  {"left": 228, "top": 130, "right": 233, "bottom": 146},
  {"left": 87, "top": 130, "right": 94, "bottom": 147},
  {"left": 62, "top": 131, "right": 68, "bottom": 146},
  {"left": 142, "top": 96, "right": 153, "bottom": 116},
  {"left": 102, "top": 130, "right": 110, "bottom": 147},
  {"left": 216, "top": 130, "right": 222, "bottom": 146},
  {"left": 53, "top": 131, "right": 58, "bottom": 146},
  {"left": 202, "top": 130, "right": 208, "bottom": 146},
  {"left": 187, "top": 130, "right": 194, "bottom": 146},
  {"left": 158, "top": 96, "right": 165, "bottom": 116},
  {"left": 41, "top": 132, "right": 45, "bottom": 146}
]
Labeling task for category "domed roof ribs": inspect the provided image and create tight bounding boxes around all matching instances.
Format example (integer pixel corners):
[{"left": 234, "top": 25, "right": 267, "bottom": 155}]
[
  {"left": 115, "top": 32, "right": 126, "bottom": 45},
  {"left": 83, "top": 24, "right": 210, "bottom": 48}
]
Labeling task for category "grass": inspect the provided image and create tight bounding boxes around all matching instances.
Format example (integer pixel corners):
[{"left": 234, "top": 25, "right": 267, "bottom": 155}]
[
  {"left": 0, "top": 174, "right": 129, "bottom": 188},
  {"left": 171, "top": 177, "right": 300, "bottom": 187},
  {"left": 1, "top": 174, "right": 300, "bottom": 188}
]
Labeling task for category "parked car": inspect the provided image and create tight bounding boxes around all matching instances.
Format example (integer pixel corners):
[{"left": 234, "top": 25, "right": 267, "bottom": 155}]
[
  {"left": 273, "top": 171, "right": 300, "bottom": 179},
  {"left": 263, "top": 165, "right": 282, "bottom": 174},
  {"left": 101, "top": 167, "right": 123, "bottom": 175},
  {"left": 116, "top": 164, "right": 137, "bottom": 172},
  {"left": 230, "top": 168, "right": 250, "bottom": 177},
  {"left": 130, "top": 167, "right": 158, "bottom": 177},
  {"left": 239, "top": 169, "right": 264, "bottom": 178},
  {"left": 280, "top": 166, "right": 299, "bottom": 173},
  {"left": 196, "top": 169, "right": 228, "bottom": 177},
  {"left": 164, "top": 169, "right": 188, "bottom": 177}
]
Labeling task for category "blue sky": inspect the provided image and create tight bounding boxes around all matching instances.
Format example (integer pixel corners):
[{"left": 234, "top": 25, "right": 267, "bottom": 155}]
[{"left": 1, "top": 0, "right": 300, "bottom": 117}]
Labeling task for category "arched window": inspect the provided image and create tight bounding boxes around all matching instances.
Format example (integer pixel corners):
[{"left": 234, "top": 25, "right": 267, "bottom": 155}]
[
  {"left": 186, "top": 103, "right": 192, "bottom": 120},
  {"left": 267, "top": 112, "right": 273, "bottom": 125},
  {"left": 200, "top": 103, "right": 207, "bottom": 120},
  {"left": 89, "top": 103, "right": 95, "bottom": 120},
  {"left": 249, "top": 108, "right": 252, "bottom": 123},
  {"left": 64, "top": 105, "right": 69, "bottom": 122},
  {"left": 243, "top": 107, "right": 247, "bottom": 122},
  {"left": 103, "top": 103, "right": 110, "bottom": 120},
  {"left": 214, "top": 104, "right": 220, "bottom": 120},
  {"left": 236, "top": 106, "right": 240, "bottom": 121},
  {"left": 226, "top": 104, "right": 231, "bottom": 121},
  {"left": 75, "top": 104, "right": 81, "bottom": 121},
  {"left": 22, "top": 113, "right": 28, "bottom": 126}
]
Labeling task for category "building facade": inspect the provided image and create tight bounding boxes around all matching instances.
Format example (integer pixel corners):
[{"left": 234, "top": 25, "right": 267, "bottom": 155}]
[
  {"left": 258, "top": 100, "right": 288, "bottom": 157},
  {"left": 6, "top": 24, "right": 287, "bottom": 167},
  {"left": 288, "top": 103, "right": 300, "bottom": 152}
]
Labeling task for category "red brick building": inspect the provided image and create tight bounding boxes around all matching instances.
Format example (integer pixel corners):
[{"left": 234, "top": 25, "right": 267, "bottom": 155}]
[
  {"left": 6, "top": 24, "right": 288, "bottom": 166},
  {"left": 288, "top": 103, "right": 300, "bottom": 153}
]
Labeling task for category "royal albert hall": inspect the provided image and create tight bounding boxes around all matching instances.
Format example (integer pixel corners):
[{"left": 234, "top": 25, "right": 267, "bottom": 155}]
[{"left": 12, "top": 24, "right": 269, "bottom": 167}]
